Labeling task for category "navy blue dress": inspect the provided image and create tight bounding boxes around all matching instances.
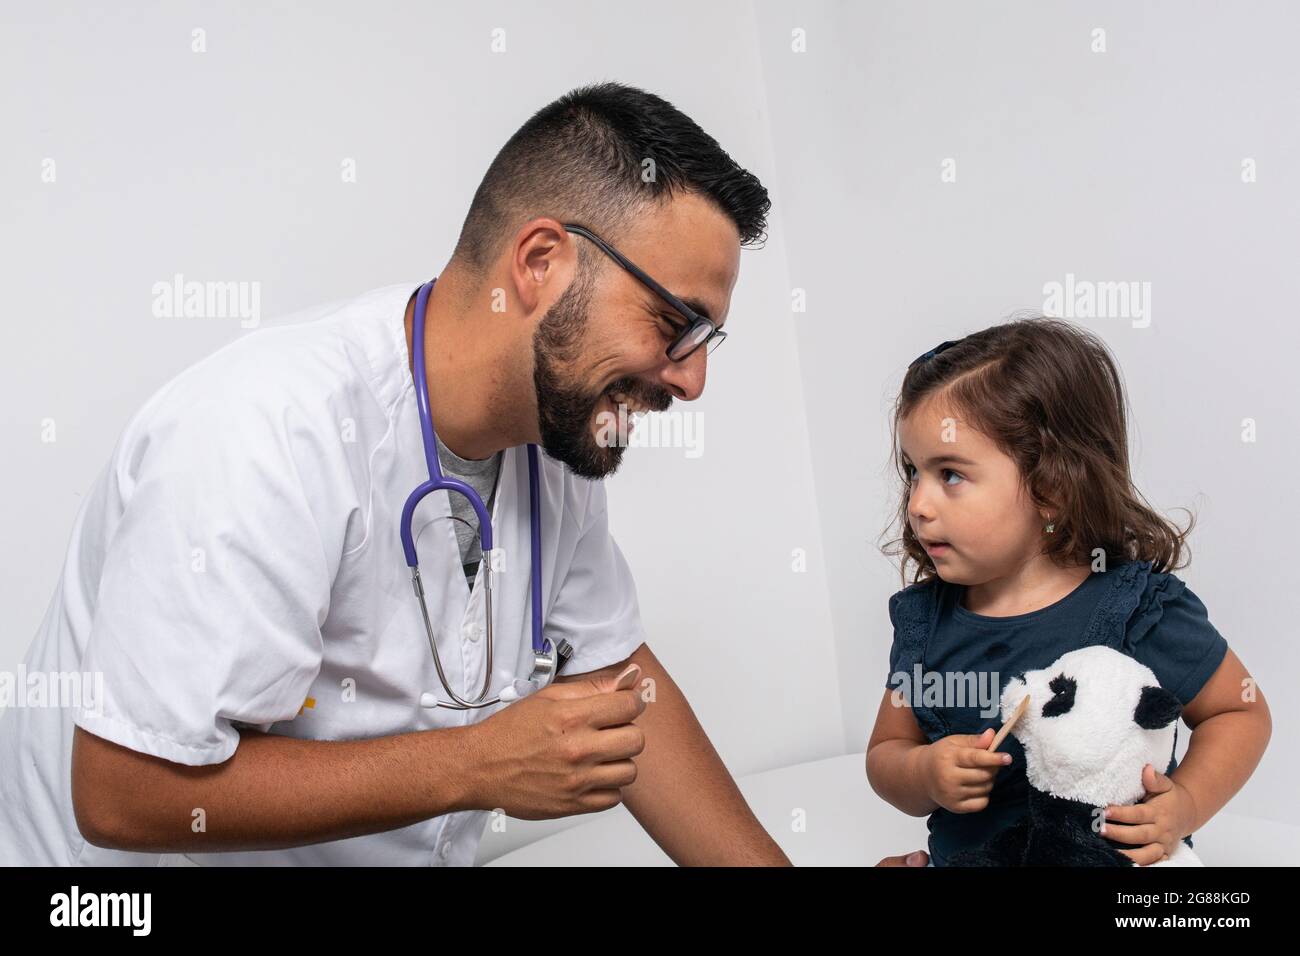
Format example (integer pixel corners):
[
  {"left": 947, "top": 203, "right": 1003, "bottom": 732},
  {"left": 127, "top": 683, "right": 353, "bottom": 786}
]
[{"left": 883, "top": 560, "right": 1228, "bottom": 866}]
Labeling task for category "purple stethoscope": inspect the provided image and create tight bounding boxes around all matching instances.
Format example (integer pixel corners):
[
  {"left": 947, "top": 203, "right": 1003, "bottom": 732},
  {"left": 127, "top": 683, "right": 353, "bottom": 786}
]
[{"left": 401, "top": 278, "right": 571, "bottom": 710}]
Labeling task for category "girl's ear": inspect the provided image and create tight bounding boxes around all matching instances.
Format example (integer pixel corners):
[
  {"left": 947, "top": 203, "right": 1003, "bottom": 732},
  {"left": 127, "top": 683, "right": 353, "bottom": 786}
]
[
  {"left": 1034, "top": 498, "right": 1057, "bottom": 526},
  {"left": 1034, "top": 487, "right": 1064, "bottom": 527}
]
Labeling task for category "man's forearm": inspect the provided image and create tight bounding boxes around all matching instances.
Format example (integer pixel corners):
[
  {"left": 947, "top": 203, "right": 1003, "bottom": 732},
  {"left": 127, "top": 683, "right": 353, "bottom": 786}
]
[
  {"left": 609, "top": 644, "right": 790, "bottom": 866},
  {"left": 72, "top": 723, "right": 480, "bottom": 853}
]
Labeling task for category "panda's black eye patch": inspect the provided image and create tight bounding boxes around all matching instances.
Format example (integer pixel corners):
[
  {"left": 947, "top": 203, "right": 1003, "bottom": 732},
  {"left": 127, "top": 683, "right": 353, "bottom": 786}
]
[{"left": 1042, "top": 674, "right": 1077, "bottom": 717}]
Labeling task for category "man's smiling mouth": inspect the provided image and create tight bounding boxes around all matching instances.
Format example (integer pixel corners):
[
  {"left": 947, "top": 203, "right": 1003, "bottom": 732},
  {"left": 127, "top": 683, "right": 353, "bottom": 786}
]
[{"left": 606, "top": 389, "right": 652, "bottom": 415}]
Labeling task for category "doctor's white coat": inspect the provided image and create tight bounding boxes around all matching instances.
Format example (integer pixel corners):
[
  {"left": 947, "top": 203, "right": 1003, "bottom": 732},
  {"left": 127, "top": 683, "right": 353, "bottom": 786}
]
[{"left": 0, "top": 281, "right": 648, "bottom": 866}]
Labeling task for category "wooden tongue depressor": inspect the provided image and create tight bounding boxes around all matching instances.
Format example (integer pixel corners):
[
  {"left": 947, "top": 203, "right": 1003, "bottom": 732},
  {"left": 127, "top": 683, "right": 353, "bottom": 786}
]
[{"left": 988, "top": 695, "right": 1030, "bottom": 751}]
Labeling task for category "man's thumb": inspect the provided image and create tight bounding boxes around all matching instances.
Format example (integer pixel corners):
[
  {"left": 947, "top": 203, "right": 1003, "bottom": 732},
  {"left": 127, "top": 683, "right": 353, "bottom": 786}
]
[
  {"left": 549, "top": 662, "right": 642, "bottom": 698},
  {"left": 875, "top": 850, "right": 930, "bottom": 867},
  {"left": 605, "top": 663, "right": 643, "bottom": 692}
]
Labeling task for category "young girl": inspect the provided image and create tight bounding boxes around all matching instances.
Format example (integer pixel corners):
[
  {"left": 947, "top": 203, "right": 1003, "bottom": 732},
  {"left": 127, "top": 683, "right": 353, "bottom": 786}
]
[{"left": 865, "top": 318, "right": 1271, "bottom": 867}]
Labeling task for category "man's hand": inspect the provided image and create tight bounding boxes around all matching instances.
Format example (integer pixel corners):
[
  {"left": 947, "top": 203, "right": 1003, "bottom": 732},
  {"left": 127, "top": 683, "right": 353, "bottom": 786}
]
[
  {"left": 460, "top": 664, "right": 647, "bottom": 820},
  {"left": 876, "top": 850, "right": 930, "bottom": 867},
  {"left": 1102, "top": 763, "right": 1198, "bottom": 865}
]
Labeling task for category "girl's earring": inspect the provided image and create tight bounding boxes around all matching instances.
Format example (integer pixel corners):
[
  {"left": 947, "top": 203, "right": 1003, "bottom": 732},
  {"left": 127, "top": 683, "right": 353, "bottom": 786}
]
[{"left": 1044, "top": 520, "right": 1056, "bottom": 534}]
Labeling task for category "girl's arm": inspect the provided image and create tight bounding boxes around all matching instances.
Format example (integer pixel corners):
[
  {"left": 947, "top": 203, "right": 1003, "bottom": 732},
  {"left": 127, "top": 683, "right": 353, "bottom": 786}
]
[
  {"left": 1168, "top": 647, "right": 1271, "bottom": 831},
  {"left": 1103, "top": 647, "right": 1271, "bottom": 862},
  {"left": 866, "top": 688, "right": 939, "bottom": 816}
]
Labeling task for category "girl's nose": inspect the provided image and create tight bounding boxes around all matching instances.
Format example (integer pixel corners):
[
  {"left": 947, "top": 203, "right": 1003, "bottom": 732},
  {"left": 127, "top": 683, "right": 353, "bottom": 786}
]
[{"left": 907, "top": 488, "right": 932, "bottom": 522}]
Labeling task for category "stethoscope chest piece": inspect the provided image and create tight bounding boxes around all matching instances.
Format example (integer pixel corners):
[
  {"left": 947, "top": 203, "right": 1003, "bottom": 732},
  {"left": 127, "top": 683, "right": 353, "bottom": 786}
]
[{"left": 531, "top": 638, "right": 573, "bottom": 682}]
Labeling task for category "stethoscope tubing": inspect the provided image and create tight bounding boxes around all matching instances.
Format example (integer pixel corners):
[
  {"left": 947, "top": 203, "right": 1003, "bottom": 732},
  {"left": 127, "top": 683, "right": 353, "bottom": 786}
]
[{"left": 402, "top": 279, "right": 552, "bottom": 710}]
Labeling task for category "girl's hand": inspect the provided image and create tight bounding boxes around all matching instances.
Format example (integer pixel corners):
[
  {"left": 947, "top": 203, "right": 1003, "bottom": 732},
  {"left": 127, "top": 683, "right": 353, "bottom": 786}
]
[
  {"left": 1101, "top": 764, "right": 1199, "bottom": 865},
  {"left": 919, "top": 728, "right": 1012, "bottom": 813}
]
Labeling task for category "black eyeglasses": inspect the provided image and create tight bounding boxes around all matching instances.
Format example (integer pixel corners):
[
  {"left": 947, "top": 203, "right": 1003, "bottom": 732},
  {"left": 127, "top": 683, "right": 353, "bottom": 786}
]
[{"left": 563, "top": 223, "right": 726, "bottom": 361}]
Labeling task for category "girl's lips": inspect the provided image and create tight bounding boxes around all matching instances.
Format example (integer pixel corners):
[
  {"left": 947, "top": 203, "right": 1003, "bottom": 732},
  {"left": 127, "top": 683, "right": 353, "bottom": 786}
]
[{"left": 924, "top": 540, "right": 952, "bottom": 555}]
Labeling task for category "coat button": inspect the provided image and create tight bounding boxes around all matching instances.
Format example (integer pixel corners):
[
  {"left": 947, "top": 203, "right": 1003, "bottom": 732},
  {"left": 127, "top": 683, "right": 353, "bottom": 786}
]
[{"left": 463, "top": 621, "right": 481, "bottom": 642}]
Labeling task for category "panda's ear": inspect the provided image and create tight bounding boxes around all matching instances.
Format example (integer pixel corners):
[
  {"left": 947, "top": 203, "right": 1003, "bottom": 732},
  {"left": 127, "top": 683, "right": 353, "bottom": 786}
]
[{"left": 1134, "top": 685, "right": 1181, "bottom": 730}]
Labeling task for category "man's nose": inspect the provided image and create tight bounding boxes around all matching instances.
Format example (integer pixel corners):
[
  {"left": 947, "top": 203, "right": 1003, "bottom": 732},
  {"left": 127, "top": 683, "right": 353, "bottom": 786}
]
[{"left": 658, "top": 346, "right": 707, "bottom": 401}]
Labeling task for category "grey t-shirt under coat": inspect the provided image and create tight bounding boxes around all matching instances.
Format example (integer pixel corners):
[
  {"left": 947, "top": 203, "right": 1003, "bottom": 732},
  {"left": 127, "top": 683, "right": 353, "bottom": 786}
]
[{"left": 434, "top": 434, "right": 502, "bottom": 591}]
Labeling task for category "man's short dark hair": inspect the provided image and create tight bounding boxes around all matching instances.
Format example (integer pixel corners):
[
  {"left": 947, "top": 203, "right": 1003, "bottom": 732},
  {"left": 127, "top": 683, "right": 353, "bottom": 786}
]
[{"left": 451, "top": 81, "right": 771, "bottom": 274}]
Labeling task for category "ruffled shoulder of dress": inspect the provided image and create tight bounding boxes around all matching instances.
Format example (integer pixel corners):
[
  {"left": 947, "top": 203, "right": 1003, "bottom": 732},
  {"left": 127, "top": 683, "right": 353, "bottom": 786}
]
[
  {"left": 1123, "top": 561, "right": 1190, "bottom": 646},
  {"left": 888, "top": 575, "right": 942, "bottom": 627}
]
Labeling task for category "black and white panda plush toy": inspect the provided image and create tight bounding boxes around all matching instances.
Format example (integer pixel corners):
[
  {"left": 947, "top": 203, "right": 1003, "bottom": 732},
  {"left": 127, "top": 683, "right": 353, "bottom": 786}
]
[{"left": 949, "top": 645, "right": 1203, "bottom": 867}]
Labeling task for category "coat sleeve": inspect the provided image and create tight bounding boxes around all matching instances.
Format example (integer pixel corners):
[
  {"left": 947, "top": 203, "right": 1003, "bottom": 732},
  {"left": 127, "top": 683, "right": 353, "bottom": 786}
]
[
  {"left": 540, "top": 480, "right": 647, "bottom": 676},
  {"left": 75, "top": 397, "right": 338, "bottom": 765}
]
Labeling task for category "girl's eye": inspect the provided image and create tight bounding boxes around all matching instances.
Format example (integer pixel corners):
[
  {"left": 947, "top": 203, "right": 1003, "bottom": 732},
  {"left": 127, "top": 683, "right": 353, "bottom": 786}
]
[{"left": 904, "top": 462, "right": 964, "bottom": 485}]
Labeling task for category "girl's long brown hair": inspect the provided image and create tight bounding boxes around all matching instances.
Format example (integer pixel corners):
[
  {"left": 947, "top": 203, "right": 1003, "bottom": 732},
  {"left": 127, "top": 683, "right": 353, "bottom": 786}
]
[{"left": 881, "top": 317, "right": 1193, "bottom": 586}]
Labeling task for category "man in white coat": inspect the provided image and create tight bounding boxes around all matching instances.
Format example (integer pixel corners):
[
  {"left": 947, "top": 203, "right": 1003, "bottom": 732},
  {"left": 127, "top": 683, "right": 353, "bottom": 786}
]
[{"left": 0, "top": 82, "right": 927, "bottom": 867}]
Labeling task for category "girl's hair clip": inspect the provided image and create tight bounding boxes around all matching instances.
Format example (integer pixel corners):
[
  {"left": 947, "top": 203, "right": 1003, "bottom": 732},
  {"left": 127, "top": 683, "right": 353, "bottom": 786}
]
[{"left": 909, "top": 339, "right": 961, "bottom": 369}]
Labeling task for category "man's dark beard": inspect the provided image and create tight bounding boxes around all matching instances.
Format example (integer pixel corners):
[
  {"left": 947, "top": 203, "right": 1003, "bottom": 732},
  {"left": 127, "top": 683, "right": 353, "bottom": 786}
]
[{"left": 532, "top": 264, "right": 673, "bottom": 480}]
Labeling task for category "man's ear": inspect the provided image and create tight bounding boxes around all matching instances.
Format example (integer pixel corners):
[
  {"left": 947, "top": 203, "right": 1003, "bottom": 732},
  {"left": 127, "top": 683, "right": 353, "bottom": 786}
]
[
  {"left": 1134, "top": 685, "right": 1182, "bottom": 730},
  {"left": 511, "top": 217, "right": 576, "bottom": 314}
]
